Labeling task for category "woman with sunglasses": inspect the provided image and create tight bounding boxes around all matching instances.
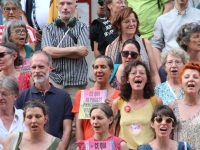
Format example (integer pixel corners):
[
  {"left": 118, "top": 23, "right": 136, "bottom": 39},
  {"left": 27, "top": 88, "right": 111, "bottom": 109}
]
[
  {"left": 138, "top": 105, "right": 192, "bottom": 150},
  {"left": 177, "top": 22, "right": 200, "bottom": 62},
  {"left": 112, "top": 60, "right": 163, "bottom": 150},
  {"left": 155, "top": 48, "right": 189, "bottom": 105},
  {"left": 90, "top": 0, "right": 126, "bottom": 57},
  {"left": 110, "top": 39, "right": 141, "bottom": 90},
  {"left": 0, "top": 42, "right": 31, "bottom": 91},
  {"left": 105, "top": 7, "right": 160, "bottom": 86},
  {"left": 169, "top": 62, "right": 200, "bottom": 150},
  {"left": 2, "top": 20, "right": 34, "bottom": 73}
]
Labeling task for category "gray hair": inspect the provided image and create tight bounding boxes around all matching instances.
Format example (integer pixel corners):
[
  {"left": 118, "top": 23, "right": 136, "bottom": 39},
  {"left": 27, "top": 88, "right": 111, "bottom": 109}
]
[
  {"left": 89, "top": 103, "right": 113, "bottom": 128},
  {"left": 30, "top": 51, "right": 53, "bottom": 66},
  {"left": 161, "top": 48, "right": 189, "bottom": 66},
  {"left": 0, "top": 76, "right": 19, "bottom": 95},
  {"left": 176, "top": 22, "right": 200, "bottom": 51},
  {"left": 2, "top": 20, "right": 28, "bottom": 43},
  {"left": 1, "top": 0, "right": 22, "bottom": 10},
  {"left": 92, "top": 55, "right": 114, "bottom": 70}
]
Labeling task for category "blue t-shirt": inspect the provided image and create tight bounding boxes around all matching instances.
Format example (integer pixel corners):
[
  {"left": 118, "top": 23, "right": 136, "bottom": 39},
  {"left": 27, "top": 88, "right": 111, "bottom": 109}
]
[
  {"left": 14, "top": 84, "right": 74, "bottom": 139},
  {"left": 155, "top": 82, "right": 184, "bottom": 105},
  {"left": 138, "top": 142, "right": 192, "bottom": 150}
]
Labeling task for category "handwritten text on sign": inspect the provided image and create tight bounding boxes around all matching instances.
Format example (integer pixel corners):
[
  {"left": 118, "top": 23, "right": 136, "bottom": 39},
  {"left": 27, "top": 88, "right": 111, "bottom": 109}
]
[
  {"left": 78, "top": 90, "right": 107, "bottom": 119},
  {"left": 85, "top": 140, "right": 114, "bottom": 150}
]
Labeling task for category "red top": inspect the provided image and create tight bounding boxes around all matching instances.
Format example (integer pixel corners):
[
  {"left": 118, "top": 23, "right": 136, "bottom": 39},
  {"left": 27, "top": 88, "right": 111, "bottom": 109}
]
[
  {"left": 18, "top": 72, "right": 31, "bottom": 91},
  {"left": 72, "top": 89, "right": 120, "bottom": 140}
]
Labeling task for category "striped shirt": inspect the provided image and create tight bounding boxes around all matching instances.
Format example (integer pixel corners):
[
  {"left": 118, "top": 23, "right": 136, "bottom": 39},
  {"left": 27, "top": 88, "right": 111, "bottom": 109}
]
[{"left": 41, "top": 21, "right": 89, "bottom": 86}]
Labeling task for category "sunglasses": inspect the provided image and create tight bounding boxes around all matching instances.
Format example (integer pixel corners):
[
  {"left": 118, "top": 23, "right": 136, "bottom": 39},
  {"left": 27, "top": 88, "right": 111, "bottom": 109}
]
[
  {"left": 154, "top": 116, "right": 174, "bottom": 124},
  {"left": 121, "top": 51, "right": 139, "bottom": 59},
  {"left": 0, "top": 52, "right": 7, "bottom": 58}
]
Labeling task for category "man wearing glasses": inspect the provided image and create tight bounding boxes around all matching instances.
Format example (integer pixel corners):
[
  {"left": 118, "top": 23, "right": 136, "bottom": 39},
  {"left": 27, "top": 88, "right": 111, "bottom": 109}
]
[{"left": 0, "top": 0, "right": 36, "bottom": 50}]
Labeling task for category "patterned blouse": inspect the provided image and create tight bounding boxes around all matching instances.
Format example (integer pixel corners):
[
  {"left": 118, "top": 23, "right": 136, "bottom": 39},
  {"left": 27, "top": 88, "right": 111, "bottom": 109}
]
[
  {"left": 173, "top": 101, "right": 200, "bottom": 150},
  {"left": 155, "top": 82, "right": 184, "bottom": 105}
]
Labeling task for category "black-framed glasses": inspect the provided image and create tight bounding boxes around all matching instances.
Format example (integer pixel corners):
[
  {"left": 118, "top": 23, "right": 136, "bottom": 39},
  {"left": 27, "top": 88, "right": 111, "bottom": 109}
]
[
  {"left": 11, "top": 29, "right": 28, "bottom": 35},
  {"left": 154, "top": 116, "right": 174, "bottom": 124},
  {"left": 3, "top": 7, "right": 19, "bottom": 13},
  {"left": 121, "top": 51, "right": 139, "bottom": 59},
  {"left": 0, "top": 52, "right": 8, "bottom": 58}
]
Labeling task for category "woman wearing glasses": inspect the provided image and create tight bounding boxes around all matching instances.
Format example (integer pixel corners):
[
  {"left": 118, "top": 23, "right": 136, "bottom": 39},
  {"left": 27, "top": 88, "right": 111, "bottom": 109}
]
[
  {"left": 112, "top": 60, "right": 163, "bottom": 150},
  {"left": 2, "top": 20, "right": 34, "bottom": 72},
  {"left": 90, "top": 0, "right": 126, "bottom": 57},
  {"left": 105, "top": 7, "right": 160, "bottom": 86},
  {"left": 0, "top": 0, "right": 36, "bottom": 50},
  {"left": 170, "top": 62, "right": 200, "bottom": 150},
  {"left": 0, "top": 42, "right": 31, "bottom": 91},
  {"left": 138, "top": 105, "right": 192, "bottom": 150},
  {"left": 177, "top": 22, "right": 200, "bottom": 62},
  {"left": 0, "top": 76, "right": 27, "bottom": 149},
  {"left": 110, "top": 39, "right": 140, "bottom": 90},
  {"left": 155, "top": 49, "right": 189, "bottom": 105}
]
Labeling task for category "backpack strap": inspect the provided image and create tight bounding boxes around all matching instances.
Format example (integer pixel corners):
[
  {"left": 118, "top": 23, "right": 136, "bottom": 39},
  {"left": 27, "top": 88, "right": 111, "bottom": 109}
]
[{"left": 150, "top": 95, "right": 158, "bottom": 109}]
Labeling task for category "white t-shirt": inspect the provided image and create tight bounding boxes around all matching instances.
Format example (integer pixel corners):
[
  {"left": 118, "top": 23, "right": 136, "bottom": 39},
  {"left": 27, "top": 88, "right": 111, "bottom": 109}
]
[{"left": 21, "top": 0, "right": 50, "bottom": 30}]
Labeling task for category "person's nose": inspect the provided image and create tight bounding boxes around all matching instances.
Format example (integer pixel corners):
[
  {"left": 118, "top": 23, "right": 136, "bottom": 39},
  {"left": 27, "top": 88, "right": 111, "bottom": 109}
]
[{"left": 31, "top": 117, "right": 36, "bottom": 123}]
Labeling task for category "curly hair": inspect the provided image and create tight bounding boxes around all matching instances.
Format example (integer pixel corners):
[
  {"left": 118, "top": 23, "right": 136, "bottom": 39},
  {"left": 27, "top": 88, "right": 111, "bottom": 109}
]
[
  {"left": 119, "top": 60, "right": 154, "bottom": 101},
  {"left": 179, "top": 62, "right": 200, "bottom": 84},
  {"left": 112, "top": 7, "right": 140, "bottom": 36},
  {"left": 176, "top": 22, "right": 200, "bottom": 51}
]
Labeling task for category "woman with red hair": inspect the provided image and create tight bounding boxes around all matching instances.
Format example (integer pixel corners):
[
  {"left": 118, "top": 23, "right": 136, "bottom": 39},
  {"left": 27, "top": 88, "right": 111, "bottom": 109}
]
[{"left": 169, "top": 62, "right": 200, "bottom": 150}]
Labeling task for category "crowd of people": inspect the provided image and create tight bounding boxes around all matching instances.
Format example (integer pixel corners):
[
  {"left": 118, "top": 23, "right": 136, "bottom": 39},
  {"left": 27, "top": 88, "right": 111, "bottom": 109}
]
[{"left": 0, "top": 0, "right": 200, "bottom": 150}]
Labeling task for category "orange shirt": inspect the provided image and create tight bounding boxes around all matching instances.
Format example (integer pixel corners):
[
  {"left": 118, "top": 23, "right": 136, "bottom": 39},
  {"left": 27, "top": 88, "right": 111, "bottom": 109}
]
[{"left": 72, "top": 89, "right": 120, "bottom": 140}]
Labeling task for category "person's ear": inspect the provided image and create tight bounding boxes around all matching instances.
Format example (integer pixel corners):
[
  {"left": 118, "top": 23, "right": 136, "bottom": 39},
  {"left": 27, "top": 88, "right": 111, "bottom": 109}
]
[
  {"left": 150, "top": 122, "right": 155, "bottom": 129},
  {"left": 44, "top": 115, "right": 48, "bottom": 124},
  {"left": 49, "top": 64, "right": 53, "bottom": 72},
  {"left": 181, "top": 39, "right": 188, "bottom": 46},
  {"left": 109, "top": 116, "right": 114, "bottom": 125}
]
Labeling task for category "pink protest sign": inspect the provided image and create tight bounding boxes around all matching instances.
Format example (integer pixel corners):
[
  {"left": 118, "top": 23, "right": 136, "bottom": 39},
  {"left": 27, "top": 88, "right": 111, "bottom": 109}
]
[
  {"left": 84, "top": 140, "right": 114, "bottom": 150},
  {"left": 81, "top": 90, "right": 107, "bottom": 103},
  {"left": 78, "top": 90, "right": 107, "bottom": 119}
]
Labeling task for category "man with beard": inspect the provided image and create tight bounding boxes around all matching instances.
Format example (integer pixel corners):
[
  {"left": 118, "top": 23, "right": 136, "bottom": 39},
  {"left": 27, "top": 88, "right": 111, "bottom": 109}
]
[{"left": 14, "top": 51, "right": 73, "bottom": 150}]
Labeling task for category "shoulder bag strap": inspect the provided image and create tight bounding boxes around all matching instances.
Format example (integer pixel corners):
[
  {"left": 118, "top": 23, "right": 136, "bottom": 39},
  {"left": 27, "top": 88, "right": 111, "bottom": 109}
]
[
  {"left": 9, "top": 132, "right": 20, "bottom": 150},
  {"left": 142, "top": 38, "right": 147, "bottom": 53},
  {"left": 184, "top": 142, "right": 187, "bottom": 150},
  {"left": 150, "top": 95, "right": 158, "bottom": 109}
]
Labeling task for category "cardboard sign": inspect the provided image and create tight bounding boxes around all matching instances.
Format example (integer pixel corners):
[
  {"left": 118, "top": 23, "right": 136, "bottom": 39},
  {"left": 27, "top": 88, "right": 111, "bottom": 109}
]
[
  {"left": 85, "top": 140, "right": 115, "bottom": 150},
  {"left": 78, "top": 90, "right": 107, "bottom": 119}
]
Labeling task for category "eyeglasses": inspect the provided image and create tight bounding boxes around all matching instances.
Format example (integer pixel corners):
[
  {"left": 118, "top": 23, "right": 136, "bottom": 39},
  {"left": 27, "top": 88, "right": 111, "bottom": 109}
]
[
  {"left": 3, "top": 7, "right": 19, "bottom": 13},
  {"left": 0, "top": 52, "right": 8, "bottom": 58},
  {"left": 121, "top": 51, "right": 139, "bottom": 59},
  {"left": 154, "top": 116, "right": 174, "bottom": 124},
  {"left": 165, "top": 60, "right": 183, "bottom": 66},
  {"left": 115, "top": 0, "right": 126, "bottom": 6},
  {"left": 122, "top": 19, "right": 137, "bottom": 25},
  {"left": 11, "top": 29, "right": 28, "bottom": 35},
  {"left": 0, "top": 92, "right": 13, "bottom": 98}
]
